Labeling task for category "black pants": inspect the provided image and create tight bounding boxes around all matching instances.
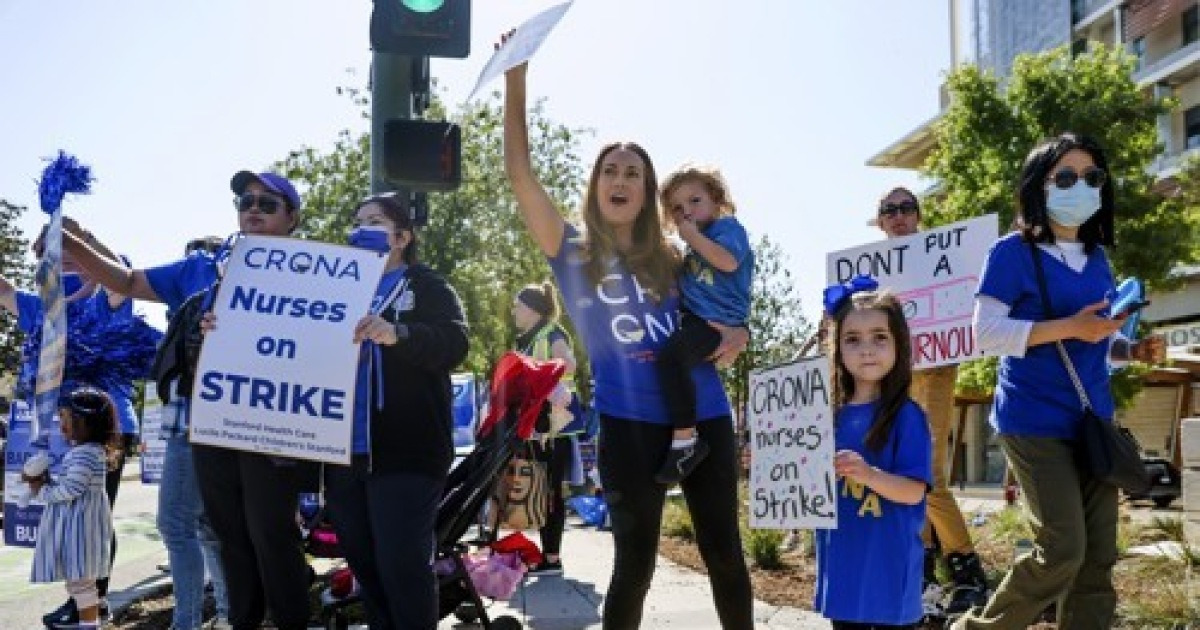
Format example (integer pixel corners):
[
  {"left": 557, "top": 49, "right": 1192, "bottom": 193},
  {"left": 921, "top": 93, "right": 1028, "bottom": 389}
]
[
  {"left": 598, "top": 415, "right": 752, "bottom": 630},
  {"left": 193, "top": 445, "right": 311, "bottom": 630},
  {"left": 96, "top": 434, "right": 134, "bottom": 598},
  {"left": 532, "top": 435, "right": 572, "bottom": 556},
  {"left": 325, "top": 460, "right": 444, "bottom": 630},
  {"left": 655, "top": 313, "right": 722, "bottom": 430},
  {"left": 832, "top": 623, "right": 918, "bottom": 630}
]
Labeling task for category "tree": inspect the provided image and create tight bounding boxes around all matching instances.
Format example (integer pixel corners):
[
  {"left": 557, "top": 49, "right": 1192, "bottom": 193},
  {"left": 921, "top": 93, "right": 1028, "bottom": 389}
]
[
  {"left": 722, "top": 235, "right": 813, "bottom": 426},
  {"left": 924, "top": 43, "right": 1198, "bottom": 292},
  {"left": 0, "top": 199, "right": 33, "bottom": 376},
  {"left": 275, "top": 88, "right": 590, "bottom": 380},
  {"left": 923, "top": 44, "right": 1199, "bottom": 405}
]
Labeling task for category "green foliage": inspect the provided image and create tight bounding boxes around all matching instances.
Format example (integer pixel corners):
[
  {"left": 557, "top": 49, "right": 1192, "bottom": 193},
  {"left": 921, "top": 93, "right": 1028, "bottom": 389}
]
[
  {"left": 722, "top": 235, "right": 813, "bottom": 423},
  {"left": 661, "top": 497, "right": 695, "bottom": 541},
  {"left": 743, "top": 528, "right": 785, "bottom": 569},
  {"left": 275, "top": 87, "right": 589, "bottom": 377},
  {"left": 924, "top": 43, "right": 1198, "bottom": 292},
  {"left": 0, "top": 200, "right": 33, "bottom": 378}
]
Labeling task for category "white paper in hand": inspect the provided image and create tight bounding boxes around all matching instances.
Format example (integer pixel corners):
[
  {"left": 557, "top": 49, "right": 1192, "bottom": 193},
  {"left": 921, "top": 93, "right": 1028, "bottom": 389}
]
[{"left": 466, "top": 1, "right": 574, "bottom": 102}]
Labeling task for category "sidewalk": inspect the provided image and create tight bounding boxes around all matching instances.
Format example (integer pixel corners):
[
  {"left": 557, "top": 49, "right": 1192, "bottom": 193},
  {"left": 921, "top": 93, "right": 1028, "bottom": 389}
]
[{"left": 425, "top": 521, "right": 830, "bottom": 630}]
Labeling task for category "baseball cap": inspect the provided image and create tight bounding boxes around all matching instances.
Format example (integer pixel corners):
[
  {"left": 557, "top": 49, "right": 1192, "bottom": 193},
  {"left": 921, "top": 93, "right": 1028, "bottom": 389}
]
[{"left": 230, "top": 171, "right": 302, "bottom": 211}]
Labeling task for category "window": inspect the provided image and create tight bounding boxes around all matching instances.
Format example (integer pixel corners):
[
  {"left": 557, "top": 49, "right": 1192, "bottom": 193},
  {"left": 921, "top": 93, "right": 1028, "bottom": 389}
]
[
  {"left": 1131, "top": 37, "right": 1146, "bottom": 70},
  {"left": 1185, "top": 106, "right": 1200, "bottom": 149},
  {"left": 1072, "top": 38, "right": 1088, "bottom": 57},
  {"left": 1185, "top": 5, "right": 1200, "bottom": 46}
]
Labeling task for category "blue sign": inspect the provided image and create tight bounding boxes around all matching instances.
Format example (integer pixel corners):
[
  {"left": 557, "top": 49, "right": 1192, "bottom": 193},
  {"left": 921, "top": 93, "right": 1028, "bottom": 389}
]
[
  {"left": 451, "top": 373, "right": 478, "bottom": 451},
  {"left": 3, "top": 401, "right": 71, "bottom": 547}
]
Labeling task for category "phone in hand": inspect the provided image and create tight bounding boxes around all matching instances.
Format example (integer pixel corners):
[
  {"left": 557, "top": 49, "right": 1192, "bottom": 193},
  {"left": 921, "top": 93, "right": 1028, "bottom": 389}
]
[{"left": 1110, "top": 299, "right": 1151, "bottom": 319}]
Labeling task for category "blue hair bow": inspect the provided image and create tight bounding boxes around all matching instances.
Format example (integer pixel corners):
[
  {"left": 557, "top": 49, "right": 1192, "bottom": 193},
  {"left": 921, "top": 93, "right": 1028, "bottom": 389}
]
[{"left": 823, "top": 275, "right": 879, "bottom": 316}]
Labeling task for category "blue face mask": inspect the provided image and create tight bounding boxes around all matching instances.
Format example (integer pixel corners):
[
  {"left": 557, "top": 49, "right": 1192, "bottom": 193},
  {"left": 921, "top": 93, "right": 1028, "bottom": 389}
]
[
  {"left": 1045, "top": 181, "right": 1101, "bottom": 228},
  {"left": 348, "top": 226, "right": 393, "bottom": 254}
]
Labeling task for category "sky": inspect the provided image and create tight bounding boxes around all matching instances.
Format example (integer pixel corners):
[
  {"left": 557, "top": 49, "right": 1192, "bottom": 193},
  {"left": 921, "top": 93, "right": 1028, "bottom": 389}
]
[{"left": 0, "top": 0, "right": 950, "bottom": 329}]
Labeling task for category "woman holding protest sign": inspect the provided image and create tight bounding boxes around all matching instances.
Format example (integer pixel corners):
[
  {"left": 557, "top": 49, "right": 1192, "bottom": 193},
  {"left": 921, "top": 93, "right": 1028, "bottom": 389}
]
[
  {"left": 61, "top": 170, "right": 304, "bottom": 630},
  {"left": 318, "top": 191, "right": 468, "bottom": 630},
  {"left": 502, "top": 43, "right": 752, "bottom": 629},
  {"left": 952, "top": 133, "right": 1165, "bottom": 629}
]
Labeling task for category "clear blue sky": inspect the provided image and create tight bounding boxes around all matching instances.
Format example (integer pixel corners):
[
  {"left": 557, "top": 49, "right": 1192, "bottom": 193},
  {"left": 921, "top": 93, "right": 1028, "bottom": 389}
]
[{"left": 0, "top": 0, "right": 949, "bottom": 329}]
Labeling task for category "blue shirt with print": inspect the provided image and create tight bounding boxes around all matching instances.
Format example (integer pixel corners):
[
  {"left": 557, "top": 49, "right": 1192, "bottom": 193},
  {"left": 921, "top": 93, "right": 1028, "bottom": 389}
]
[
  {"left": 977, "top": 233, "right": 1115, "bottom": 439},
  {"left": 548, "top": 225, "right": 730, "bottom": 424},
  {"left": 16, "top": 290, "right": 141, "bottom": 435},
  {"left": 814, "top": 399, "right": 930, "bottom": 625},
  {"left": 143, "top": 251, "right": 220, "bottom": 317},
  {"left": 679, "top": 216, "right": 753, "bottom": 325}
]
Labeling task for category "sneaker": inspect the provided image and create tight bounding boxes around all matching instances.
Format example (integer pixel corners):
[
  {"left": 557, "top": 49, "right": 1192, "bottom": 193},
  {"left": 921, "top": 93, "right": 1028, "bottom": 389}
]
[
  {"left": 205, "top": 618, "right": 234, "bottom": 630},
  {"left": 528, "top": 559, "right": 563, "bottom": 576},
  {"left": 654, "top": 439, "right": 710, "bottom": 485},
  {"left": 921, "top": 581, "right": 946, "bottom": 620},
  {"left": 43, "top": 599, "right": 78, "bottom": 627}
]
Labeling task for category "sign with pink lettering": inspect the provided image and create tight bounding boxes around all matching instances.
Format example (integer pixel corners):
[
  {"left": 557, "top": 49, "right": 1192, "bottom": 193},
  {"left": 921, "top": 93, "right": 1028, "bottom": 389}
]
[{"left": 826, "top": 214, "right": 998, "bottom": 369}]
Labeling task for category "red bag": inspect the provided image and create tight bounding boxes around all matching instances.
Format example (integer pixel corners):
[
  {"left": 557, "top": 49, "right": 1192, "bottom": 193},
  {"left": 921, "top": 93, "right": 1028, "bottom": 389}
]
[{"left": 490, "top": 531, "right": 543, "bottom": 568}]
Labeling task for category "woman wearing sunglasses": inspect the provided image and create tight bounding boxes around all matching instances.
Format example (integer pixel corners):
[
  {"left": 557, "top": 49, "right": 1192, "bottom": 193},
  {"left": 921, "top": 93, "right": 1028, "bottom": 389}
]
[
  {"left": 61, "top": 170, "right": 305, "bottom": 630},
  {"left": 953, "top": 133, "right": 1163, "bottom": 629}
]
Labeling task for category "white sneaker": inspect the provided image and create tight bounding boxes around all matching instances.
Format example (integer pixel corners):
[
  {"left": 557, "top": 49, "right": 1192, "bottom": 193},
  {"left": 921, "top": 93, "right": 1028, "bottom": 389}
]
[
  {"left": 205, "top": 619, "right": 233, "bottom": 630},
  {"left": 922, "top": 582, "right": 946, "bottom": 618}
]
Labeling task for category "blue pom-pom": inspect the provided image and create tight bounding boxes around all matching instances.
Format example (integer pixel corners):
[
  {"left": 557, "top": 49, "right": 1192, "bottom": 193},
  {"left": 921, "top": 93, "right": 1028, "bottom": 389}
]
[{"left": 38, "top": 151, "right": 93, "bottom": 215}]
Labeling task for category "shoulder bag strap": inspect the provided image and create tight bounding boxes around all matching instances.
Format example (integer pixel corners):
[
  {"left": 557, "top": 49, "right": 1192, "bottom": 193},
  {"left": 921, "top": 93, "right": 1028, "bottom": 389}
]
[{"left": 1027, "top": 240, "right": 1094, "bottom": 412}]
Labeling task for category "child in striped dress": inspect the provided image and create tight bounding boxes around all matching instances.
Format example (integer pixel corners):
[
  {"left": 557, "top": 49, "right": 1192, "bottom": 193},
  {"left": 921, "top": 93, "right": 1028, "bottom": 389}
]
[{"left": 25, "top": 387, "right": 117, "bottom": 629}]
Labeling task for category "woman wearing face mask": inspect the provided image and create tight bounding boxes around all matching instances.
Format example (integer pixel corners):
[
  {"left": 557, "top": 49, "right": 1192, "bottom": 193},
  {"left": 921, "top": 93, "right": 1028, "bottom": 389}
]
[
  {"left": 323, "top": 192, "right": 469, "bottom": 630},
  {"left": 953, "top": 133, "right": 1163, "bottom": 629}
]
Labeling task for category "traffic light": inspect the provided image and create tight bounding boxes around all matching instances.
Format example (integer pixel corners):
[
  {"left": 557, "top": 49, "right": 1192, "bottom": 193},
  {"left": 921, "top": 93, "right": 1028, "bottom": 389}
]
[
  {"left": 370, "top": 0, "right": 470, "bottom": 59},
  {"left": 382, "top": 119, "right": 462, "bottom": 191}
]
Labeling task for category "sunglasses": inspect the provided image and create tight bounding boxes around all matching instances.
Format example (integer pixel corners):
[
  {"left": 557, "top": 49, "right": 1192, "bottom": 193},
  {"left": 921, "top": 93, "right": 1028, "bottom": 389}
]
[
  {"left": 878, "top": 200, "right": 919, "bottom": 218},
  {"left": 234, "top": 193, "right": 286, "bottom": 214},
  {"left": 1049, "top": 167, "right": 1106, "bottom": 190}
]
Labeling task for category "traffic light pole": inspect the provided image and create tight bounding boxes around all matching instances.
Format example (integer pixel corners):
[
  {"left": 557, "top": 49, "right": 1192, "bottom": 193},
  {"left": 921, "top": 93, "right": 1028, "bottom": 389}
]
[{"left": 370, "top": 51, "right": 414, "bottom": 195}]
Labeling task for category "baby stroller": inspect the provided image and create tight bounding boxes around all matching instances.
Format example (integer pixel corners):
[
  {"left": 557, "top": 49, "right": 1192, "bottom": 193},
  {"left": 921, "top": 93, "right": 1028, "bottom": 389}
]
[{"left": 321, "top": 352, "right": 566, "bottom": 630}]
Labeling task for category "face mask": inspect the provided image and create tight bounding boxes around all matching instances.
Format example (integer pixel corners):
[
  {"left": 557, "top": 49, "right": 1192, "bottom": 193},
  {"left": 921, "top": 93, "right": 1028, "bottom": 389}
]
[
  {"left": 348, "top": 226, "right": 392, "bottom": 254},
  {"left": 1045, "top": 181, "right": 1101, "bottom": 228}
]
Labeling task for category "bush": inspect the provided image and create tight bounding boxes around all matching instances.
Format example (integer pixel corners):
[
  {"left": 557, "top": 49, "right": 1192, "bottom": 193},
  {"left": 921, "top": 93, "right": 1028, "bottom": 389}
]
[
  {"left": 662, "top": 498, "right": 695, "bottom": 541},
  {"left": 745, "top": 528, "right": 785, "bottom": 570}
]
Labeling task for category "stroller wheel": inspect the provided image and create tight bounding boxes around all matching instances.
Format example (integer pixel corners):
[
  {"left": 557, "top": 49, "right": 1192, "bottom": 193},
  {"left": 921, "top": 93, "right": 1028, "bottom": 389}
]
[
  {"left": 453, "top": 602, "right": 480, "bottom": 623},
  {"left": 489, "top": 615, "right": 523, "bottom": 630}
]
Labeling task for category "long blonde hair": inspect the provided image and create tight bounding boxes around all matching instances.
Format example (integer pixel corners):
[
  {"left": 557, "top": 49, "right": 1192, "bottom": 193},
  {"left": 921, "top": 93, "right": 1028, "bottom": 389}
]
[{"left": 580, "top": 142, "right": 680, "bottom": 300}]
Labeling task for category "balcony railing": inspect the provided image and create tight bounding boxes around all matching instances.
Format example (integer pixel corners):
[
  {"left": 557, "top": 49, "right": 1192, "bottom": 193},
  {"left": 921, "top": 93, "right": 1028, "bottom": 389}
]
[
  {"left": 1072, "top": 0, "right": 1117, "bottom": 25},
  {"left": 1133, "top": 39, "right": 1200, "bottom": 85}
]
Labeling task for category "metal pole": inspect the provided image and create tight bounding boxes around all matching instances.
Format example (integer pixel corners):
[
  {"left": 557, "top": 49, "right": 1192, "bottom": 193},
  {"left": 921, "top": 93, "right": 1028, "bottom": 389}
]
[{"left": 370, "top": 51, "right": 414, "bottom": 195}]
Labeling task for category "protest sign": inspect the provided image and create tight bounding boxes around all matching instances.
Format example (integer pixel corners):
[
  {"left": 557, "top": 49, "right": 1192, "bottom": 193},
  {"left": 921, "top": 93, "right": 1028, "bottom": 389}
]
[
  {"left": 748, "top": 356, "right": 836, "bottom": 529},
  {"left": 139, "top": 383, "right": 166, "bottom": 484},
  {"left": 3, "top": 401, "right": 71, "bottom": 547},
  {"left": 826, "top": 214, "right": 997, "bottom": 369},
  {"left": 467, "top": 2, "right": 573, "bottom": 101},
  {"left": 452, "top": 372, "right": 478, "bottom": 452},
  {"left": 188, "top": 236, "right": 386, "bottom": 465}
]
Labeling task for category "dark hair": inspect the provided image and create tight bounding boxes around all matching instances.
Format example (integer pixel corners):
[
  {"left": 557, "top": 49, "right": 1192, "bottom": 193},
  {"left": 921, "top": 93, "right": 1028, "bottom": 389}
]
[
  {"left": 185, "top": 236, "right": 224, "bottom": 256},
  {"left": 878, "top": 186, "right": 919, "bottom": 212},
  {"left": 1016, "top": 132, "right": 1115, "bottom": 253},
  {"left": 580, "top": 142, "right": 680, "bottom": 300},
  {"left": 355, "top": 193, "right": 419, "bottom": 265},
  {"left": 826, "top": 291, "right": 913, "bottom": 452},
  {"left": 516, "top": 281, "right": 559, "bottom": 321},
  {"left": 59, "top": 386, "right": 120, "bottom": 468}
]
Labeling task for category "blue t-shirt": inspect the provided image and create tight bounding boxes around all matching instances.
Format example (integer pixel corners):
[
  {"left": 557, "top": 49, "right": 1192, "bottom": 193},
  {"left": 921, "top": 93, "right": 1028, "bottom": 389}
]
[
  {"left": 352, "top": 267, "right": 409, "bottom": 454},
  {"left": 15, "top": 290, "right": 140, "bottom": 435},
  {"left": 815, "top": 399, "right": 930, "bottom": 625},
  {"left": 679, "top": 216, "right": 753, "bottom": 326},
  {"left": 977, "top": 233, "right": 1115, "bottom": 438},
  {"left": 548, "top": 225, "right": 731, "bottom": 424},
  {"left": 143, "top": 251, "right": 220, "bottom": 317}
]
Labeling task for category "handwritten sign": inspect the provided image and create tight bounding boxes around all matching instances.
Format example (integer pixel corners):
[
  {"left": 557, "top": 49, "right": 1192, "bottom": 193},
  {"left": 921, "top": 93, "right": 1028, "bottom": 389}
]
[
  {"left": 748, "top": 357, "right": 836, "bottom": 530},
  {"left": 466, "top": 2, "right": 574, "bottom": 102},
  {"left": 189, "top": 236, "right": 386, "bottom": 465},
  {"left": 826, "top": 214, "right": 997, "bottom": 369},
  {"left": 3, "top": 401, "right": 71, "bottom": 547}
]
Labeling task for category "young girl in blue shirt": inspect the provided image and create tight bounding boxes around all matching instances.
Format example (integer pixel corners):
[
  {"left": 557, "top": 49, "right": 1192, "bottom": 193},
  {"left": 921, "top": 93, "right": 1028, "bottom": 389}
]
[{"left": 815, "top": 278, "right": 932, "bottom": 629}]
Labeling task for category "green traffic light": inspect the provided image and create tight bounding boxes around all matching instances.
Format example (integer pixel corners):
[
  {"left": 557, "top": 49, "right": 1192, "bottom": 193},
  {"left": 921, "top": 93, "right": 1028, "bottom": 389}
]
[{"left": 400, "top": 0, "right": 444, "bottom": 13}]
